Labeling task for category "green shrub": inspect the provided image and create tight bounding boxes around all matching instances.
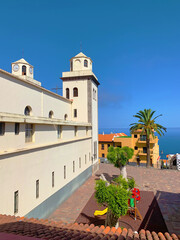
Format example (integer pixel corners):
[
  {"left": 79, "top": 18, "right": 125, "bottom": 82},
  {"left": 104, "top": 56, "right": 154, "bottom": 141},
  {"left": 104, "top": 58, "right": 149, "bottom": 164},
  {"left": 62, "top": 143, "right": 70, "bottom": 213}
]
[
  {"left": 127, "top": 178, "right": 135, "bottom": 190},
  {"left": 113, "top": 175, "right": 135, "bottom": 190},
  {"left": 95, "top": 179, "right": 130, "bottom": 227}
]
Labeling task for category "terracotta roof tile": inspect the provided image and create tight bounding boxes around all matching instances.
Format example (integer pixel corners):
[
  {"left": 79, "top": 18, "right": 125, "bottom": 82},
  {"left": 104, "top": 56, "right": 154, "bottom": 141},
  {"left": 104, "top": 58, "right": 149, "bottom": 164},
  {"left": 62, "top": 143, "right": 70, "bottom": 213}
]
[
  {"left": 99, "top": 133, "right": 127, "bottom": 142},
  {"left": 0, "top": 214, "right": 179, "bottom": 240}
]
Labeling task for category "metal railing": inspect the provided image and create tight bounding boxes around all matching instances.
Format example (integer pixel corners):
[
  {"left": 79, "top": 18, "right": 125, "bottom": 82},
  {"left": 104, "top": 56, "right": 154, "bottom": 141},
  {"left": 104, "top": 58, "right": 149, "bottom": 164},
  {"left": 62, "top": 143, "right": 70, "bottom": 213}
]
[{"left": 139, "top": 150, "right": 153, "bottom": 154}]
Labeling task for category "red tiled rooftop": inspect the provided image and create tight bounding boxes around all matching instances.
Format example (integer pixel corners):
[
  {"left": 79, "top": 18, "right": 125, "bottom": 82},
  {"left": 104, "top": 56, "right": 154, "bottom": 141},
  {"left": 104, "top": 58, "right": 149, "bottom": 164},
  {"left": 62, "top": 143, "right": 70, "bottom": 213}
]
[
  {"left": 0, "top": 214, "right": 179, "bottom": 240},
  {"left": 99, "top": 133, "right": 127, "bottom": 142}
]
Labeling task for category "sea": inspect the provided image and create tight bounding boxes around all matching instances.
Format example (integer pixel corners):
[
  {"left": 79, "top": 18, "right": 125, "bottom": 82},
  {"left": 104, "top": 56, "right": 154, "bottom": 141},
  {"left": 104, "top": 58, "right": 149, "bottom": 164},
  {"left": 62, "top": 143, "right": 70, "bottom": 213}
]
[{"left": 98, "top": 127, "right": 180, "bottom": 159}]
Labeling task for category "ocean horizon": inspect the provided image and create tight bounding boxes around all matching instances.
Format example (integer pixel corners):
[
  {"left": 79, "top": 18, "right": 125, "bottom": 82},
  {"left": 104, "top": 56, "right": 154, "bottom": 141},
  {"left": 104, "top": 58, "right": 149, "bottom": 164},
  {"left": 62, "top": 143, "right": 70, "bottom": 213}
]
[{"left": 98, "top": 127, "right": 180, "bottom": 158}]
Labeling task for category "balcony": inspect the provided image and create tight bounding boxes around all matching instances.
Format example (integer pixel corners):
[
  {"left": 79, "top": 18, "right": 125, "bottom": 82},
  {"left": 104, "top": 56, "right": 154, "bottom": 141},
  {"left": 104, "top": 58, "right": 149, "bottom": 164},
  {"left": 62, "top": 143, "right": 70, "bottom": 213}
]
[
  {"left": 139, "top": 150, "right": 153, "bottom": 155},
  {"left": 138, "top": 137, "right": 157, "bottom": 143}
]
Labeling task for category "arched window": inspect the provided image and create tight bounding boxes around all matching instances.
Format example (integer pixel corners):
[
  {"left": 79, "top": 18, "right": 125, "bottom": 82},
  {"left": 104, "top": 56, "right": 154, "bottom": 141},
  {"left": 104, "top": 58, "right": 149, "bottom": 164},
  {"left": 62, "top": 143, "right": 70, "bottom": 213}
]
[
  {"left": 24, "top": 106, "right": 32, "bottom": 116},
  {"left": 73, "top": 87, "right": 78, "bottom": 97},
  {"left": 66, "top": 88, "right": 70, "bottom": 99},
  {"left": 70, "top": 61, "right": 73, "bottom": 71},
  {"left": 49, "top": 111, "right": 54, "bottom": 118},
  {"left": 64, "top": 114, "right": 68, "bottom": 120},
  {"left": 84, "top": 60, "right": 88, "bottom": 67},
  {"left": 22, "top": 65, "right": 26, "bottom": 75}
]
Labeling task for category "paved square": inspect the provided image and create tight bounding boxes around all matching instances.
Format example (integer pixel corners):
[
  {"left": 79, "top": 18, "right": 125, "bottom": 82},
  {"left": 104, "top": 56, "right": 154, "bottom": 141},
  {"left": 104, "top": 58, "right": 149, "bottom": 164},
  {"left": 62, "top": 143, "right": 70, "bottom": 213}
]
[{"left": 48, "top": 164, "right": 180, "bottom": 235}]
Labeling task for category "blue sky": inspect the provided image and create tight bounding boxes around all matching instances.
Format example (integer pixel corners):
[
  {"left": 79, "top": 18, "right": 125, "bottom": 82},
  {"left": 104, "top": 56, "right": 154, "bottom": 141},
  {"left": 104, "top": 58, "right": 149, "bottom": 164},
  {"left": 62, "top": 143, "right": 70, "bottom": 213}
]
[{"left": 0, "top": 0, "right": 180, "bottom": 128}]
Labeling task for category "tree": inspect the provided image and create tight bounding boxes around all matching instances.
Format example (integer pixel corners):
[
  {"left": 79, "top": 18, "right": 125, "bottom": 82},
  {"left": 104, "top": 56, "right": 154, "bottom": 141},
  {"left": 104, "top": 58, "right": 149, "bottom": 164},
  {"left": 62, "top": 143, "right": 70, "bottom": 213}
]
[
  {"left": 95, "top": 179, "right": 130, "bottom": 227},
  {"left": 107, "top": 146, "right": 134, "bottom": 179},
  {"left": 130, "top": 109, "right": 166, "bottom": 167}
]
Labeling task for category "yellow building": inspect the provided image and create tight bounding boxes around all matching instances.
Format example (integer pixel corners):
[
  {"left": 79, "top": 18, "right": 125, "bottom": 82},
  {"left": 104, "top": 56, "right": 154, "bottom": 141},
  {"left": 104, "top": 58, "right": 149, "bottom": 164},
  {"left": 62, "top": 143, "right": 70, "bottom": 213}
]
[{"left": 99, "top": 130, "right": 160, "bottom": 168}]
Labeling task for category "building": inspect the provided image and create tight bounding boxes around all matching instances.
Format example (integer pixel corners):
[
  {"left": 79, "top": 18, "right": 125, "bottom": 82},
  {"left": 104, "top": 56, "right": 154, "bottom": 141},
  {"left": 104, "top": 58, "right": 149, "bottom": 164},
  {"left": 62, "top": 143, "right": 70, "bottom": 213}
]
[
  {"left": 99, "top": 130, "right": 159, "bottom": 167},
  {"left": 0, "top": 52, "right": 99, "bottom": 218},
  {"left": 167, "top": 154, "right": 180, "bottom": 170}
]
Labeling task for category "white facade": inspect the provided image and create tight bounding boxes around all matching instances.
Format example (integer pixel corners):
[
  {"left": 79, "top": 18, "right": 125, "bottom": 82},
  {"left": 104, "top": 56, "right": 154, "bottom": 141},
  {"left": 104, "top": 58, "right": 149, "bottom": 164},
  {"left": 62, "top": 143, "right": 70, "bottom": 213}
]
[{"left": 0, "top": 53, "right": 99, "bottom": 218}]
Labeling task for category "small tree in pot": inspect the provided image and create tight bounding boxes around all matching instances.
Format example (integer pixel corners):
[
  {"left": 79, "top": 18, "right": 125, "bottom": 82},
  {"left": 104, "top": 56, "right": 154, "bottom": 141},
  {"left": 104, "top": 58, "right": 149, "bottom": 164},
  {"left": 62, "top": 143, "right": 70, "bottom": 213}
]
[{"left": 95, "top": 179, "right": 130, "bottom": 227}]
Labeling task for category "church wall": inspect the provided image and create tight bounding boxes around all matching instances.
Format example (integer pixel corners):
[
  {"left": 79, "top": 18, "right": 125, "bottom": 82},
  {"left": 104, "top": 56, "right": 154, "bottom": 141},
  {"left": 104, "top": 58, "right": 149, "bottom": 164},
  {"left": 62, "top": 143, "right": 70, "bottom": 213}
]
[
  {"left": 25, "top": 165, "right": 92, "bottom": 219},
  {"left": 0, "top": 122, "right": 25, "bottom": 151},
  {"left": 0, "top": 138, "right": 91, "bottom": 217},
  {"left": 0, "top": 72, "right": 71, "bottom": 119},
  {"left": 42, "top": 92, "right": 71, "bottom": 120},
  {"left": 0, "top": 123, "right": 90, "bottom": 152}
]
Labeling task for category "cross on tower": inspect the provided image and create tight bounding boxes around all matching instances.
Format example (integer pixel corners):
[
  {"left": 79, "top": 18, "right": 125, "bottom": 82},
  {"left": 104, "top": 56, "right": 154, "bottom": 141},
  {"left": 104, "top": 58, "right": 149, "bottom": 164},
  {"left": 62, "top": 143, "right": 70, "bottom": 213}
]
[{"left": 51, "top": 86, "right": 62, "bottom": 94}]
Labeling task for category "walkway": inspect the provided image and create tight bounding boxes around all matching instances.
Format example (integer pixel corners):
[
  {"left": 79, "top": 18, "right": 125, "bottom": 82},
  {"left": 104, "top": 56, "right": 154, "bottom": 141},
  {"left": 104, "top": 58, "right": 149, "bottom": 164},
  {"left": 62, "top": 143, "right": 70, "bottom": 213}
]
[{"left": 48, "top": 164, "right": 180, "bottom": 235}]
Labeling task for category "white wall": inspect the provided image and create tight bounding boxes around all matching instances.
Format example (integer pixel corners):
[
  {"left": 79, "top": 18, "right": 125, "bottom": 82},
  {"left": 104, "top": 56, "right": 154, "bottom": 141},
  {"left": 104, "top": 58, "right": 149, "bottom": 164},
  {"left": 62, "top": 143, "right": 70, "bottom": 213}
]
[
  {"left": 0, "top": 138, "right": 91, "bottom": 216},
  {"left": 0, "top": 72, "right": 71, "bottom": 119},
  {"left": 63, "top": 80, "right": 88, "bottom": 122},
  {"left": 43, "top": 92, "right": 71, "bottom": 120},
  {"left": 0, "top": 123, "right": 90, "bottom": 152},
  {"left": 91, "top": 81, "right": 98, "bottom": 163}
]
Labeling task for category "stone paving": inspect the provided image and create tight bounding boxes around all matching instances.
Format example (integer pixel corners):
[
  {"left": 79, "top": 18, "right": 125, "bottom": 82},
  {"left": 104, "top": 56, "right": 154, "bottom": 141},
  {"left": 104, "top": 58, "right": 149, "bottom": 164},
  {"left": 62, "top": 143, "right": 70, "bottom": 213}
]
[{"left": 48, "top": 163, "right": 180, "bottom": 235}]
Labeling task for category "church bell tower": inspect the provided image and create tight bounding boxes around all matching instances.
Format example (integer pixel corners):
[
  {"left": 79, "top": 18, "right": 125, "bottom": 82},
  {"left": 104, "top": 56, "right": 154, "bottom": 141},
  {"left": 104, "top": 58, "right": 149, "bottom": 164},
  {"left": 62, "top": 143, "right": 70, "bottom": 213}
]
[{"left": 61, "top": 52, "right": 100, "bottom": 171}]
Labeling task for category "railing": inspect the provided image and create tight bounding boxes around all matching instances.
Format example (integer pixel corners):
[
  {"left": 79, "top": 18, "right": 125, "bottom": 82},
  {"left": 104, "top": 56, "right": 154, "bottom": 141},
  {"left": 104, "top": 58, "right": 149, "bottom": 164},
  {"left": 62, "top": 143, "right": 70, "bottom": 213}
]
[
  {"left": 138, "top": 137, "right": 156, "bottom": 142},
  {"left": 139, "top": 150, "right": 153, "bottom": 154}
]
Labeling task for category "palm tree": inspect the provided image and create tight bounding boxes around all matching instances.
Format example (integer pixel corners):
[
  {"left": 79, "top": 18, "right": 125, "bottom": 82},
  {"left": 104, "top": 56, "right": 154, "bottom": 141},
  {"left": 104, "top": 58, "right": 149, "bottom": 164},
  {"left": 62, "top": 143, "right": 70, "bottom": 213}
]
[{"left": 130, "top": 109, "right": 166, "bottom": 167}]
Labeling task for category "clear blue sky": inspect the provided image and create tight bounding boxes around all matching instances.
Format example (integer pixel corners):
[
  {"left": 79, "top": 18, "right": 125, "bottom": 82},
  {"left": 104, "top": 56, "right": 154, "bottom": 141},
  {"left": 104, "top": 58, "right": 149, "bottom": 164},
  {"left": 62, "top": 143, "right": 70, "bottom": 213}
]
[{"left": 0, "top": 0, "right": 180, "bottom": 128}]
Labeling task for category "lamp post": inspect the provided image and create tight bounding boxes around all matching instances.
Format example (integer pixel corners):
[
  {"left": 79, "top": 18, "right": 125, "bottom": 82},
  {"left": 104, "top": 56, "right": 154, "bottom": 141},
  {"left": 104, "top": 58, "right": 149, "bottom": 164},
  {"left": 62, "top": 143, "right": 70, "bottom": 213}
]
[{"left": 161, "top": 150, "right": 164, "bottom": 169}]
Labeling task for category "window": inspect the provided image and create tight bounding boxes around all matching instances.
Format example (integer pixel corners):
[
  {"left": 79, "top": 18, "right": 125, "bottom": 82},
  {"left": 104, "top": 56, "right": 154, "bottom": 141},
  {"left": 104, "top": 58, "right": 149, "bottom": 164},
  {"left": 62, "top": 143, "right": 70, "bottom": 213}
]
[
  {"left": 94, "top": 141, "right": 97, "bottom": 160},
  {"left": 14, "top": 191, "right": 18, "bottom": 214},
  {"left": 102, "top": 153, "right": 105, "bottom": 158},
  {"left": 143, "top": 147, "right": 147, "bottom": 153},
  {"left": 73, "top": 87, "right": 78, "bottom": 97},
  {"left": 49, "top": 111, "right": 54, "bottom": 118},
  {"left": 93, "top": 88, "right": 97, "bottom": 100},
  {"left": 74, "top": 109, "right": 77, "bottom": 118},
  {"left": 64, "top": 114, "right": 68, "bottom": 120},
  {"left": 108, "top": 144, "right": 110, "bottom": 148},
  {"left": 22, "top": 65, "right": 26, "bottom": 75},
  {"left": 64, "top": 166, "right": 66, "bottom": 179},
  {"left": 25, "top": 124, "right": 34, "bottom": 142},
  {"left": 24, "top": 106, "right": 32, "bottom": 116},
  {"left": 70, "top": 61, "right": 73, "bottom": 71},
  {"left": 52, "top": 172, "right": 54, "bottom": 187},
  {"left": 134, "top": 134, "right": 137, "bottom": 138},
  {"left": 75, "top": 126, "right": 77, "bottom": 136},
  {"left": 101, "top": 144, "right": 104, "bottom": 150},
  {"left": 73, "top": 161, "right": 75, "bottom": 173},
  {"left": 15, "top": 123, "right": 20, "bottom": 135},
  {"left": 134, "top": 146, "right": 138, "bottom": 150},
  {"left": 0, "top": 122, "right": 5, "bottom": 136},
  {"left": 84, "top": 60, "right": 88, "bottom": 67},
  {"left": 66, "top": 88, "right": 70, "bottom": 99},
  {"left": 85, "top": 155, "right": 87, "bottom": 164},
  {"left": 36, "top": 180, "right": 39, "bottom": 198},
  {"left": 117, "top": 145, "right": 121, "bottom": 148},
  {"left": 79, "top": 157, "right": 81, "bottom": 168},
  {"left": 57, "top": 125, "right": 62, "bottom": 139},
  {"left": 140, "top": 135, "right": 146, "bottom": 141}
]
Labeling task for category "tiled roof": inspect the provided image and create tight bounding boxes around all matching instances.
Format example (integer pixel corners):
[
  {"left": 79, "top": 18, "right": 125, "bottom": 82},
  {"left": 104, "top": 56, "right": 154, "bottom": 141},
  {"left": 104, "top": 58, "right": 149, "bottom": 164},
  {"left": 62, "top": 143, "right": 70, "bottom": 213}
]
[
  {"left": 0, "top": 214, "right": 179, "bottom": 240},
  {"left": 99, "top": 133, "right": 127, "bottom": 142}
]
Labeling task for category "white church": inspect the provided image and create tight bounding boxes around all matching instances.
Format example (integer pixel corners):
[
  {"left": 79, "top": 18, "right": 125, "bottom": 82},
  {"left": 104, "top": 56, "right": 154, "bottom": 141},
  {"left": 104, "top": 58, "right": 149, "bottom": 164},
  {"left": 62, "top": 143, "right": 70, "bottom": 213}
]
[{"left": 0, "top": 52, "right": 99, "bottom": 218}]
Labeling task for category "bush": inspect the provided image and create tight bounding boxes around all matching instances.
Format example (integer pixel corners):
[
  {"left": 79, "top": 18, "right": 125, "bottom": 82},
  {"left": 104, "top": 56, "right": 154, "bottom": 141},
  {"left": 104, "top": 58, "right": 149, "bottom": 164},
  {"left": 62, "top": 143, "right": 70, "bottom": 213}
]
[
  {"left": 113, "top": 175, "right": 135, "bottom": 190},
  {"left": 95, "top": 179, "right": 130, "bottom": 227}
]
